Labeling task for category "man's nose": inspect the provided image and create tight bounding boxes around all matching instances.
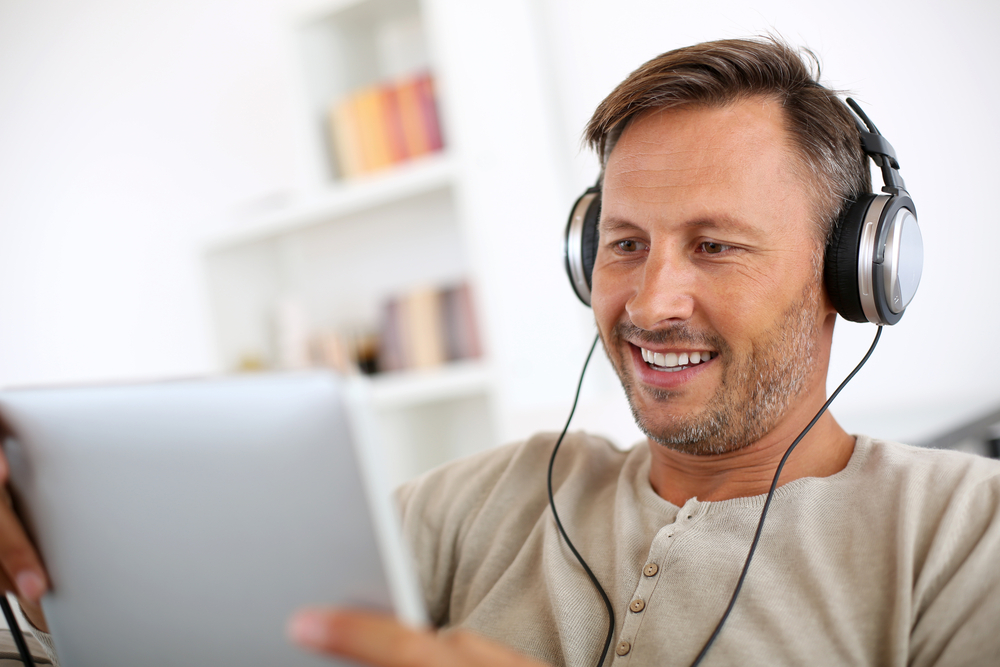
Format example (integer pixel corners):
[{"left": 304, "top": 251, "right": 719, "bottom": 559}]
[{"left": 625, "top": 248, "right": 696, "bottom": 330}]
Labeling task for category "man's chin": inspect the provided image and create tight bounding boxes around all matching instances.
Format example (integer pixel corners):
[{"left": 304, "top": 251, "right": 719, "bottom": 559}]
[
  {"left": 627, "top": 399, "right": 717, "bottom": 452},
  {"left": 628, "top": 393, "right": 767, "bottom": 456}
]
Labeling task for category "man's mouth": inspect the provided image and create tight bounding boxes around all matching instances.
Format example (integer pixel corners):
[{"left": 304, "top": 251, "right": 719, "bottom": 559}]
[{"left": 637, "top": 346, "right": 717, "bottom": 373}]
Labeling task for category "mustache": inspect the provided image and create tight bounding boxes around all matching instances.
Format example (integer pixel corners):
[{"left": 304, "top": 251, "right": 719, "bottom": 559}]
[{"left": 611, "top": 320, "right": 730, "bottom": 354}]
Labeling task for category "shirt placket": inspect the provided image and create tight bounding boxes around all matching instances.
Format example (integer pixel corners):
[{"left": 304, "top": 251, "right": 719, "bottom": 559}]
[{"left": 610, "top": 498, "right": 704, "bottom": 665}]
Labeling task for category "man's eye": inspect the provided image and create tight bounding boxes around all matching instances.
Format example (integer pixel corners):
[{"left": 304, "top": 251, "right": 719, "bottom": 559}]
[
  {"left": 616, "top": 239, "right": 647, "bottom": 253},
  {"left": 700, "top": 241, "right": 730, "bottom": 254}
]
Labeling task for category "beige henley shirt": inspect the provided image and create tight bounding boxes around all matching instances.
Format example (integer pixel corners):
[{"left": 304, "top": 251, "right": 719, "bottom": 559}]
[{"left": 397, "top": 432, "right": 1000, "bottom": 666}]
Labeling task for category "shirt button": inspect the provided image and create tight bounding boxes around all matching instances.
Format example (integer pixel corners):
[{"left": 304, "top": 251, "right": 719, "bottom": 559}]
[
  {"left": 643, "top": 563, "right": 659, "bottom": 577},
  {"left": 616, "top": 640, "right": 631, "bottom": 656},
  {"left": 629, "top": 598, "right": 645, "bottom": 613}
]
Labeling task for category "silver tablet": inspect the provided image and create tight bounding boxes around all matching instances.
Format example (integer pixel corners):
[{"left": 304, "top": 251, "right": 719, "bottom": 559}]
[{"left": 0, "top": 372, "right": 426, "bottom": 667}]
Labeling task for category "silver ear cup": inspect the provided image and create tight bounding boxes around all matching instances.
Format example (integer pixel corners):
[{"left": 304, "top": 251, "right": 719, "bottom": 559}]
[
  {"left": 565, "top": 190, "right": 600, "bottom": 306},
  {"left": 857, "top": 196, "right": 890, "bottom": 324},
  {"left": 882, "top": 207, "right": 922, "bottom": 315},
  {"left": 857, "top": 195, "right": 921, "bottom": 325}
]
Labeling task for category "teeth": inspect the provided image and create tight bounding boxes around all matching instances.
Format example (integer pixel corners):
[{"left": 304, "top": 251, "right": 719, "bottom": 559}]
[{"left": 639, "top": 347, "right": 713, "bottom": 369}]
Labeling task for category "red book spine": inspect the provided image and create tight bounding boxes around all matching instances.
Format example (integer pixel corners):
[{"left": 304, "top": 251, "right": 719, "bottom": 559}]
[{"left": 415, "top": 73, "right": 444, "bottom": 152}]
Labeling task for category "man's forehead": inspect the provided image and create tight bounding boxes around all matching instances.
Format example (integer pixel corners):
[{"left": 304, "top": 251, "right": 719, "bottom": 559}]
[
  {"left": 599, "top": 99, "right": 815, "bottom": 241},
  {"left": 603, "top": 100, "right": 794, "bottom": 183}
]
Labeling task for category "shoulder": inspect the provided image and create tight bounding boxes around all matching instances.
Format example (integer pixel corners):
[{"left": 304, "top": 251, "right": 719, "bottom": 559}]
[
  {"left": 851, "top": 437, "right": 1000, "bottom": 543},
  {"left": 396, "top": 430, "right": 627, "bottom": 523},
  {"left": 854, "top": 439, "right": 1000, "bottom": 663},
  {"left": 854, "top": 435, "right": 1000, "bottom": 495}
]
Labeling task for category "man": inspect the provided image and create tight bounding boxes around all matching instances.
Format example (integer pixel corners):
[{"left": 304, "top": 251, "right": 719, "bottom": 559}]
[
  {"left": 7, "top": 37, "right": 1000, "bottom": 666},
  {"left": 288, "top": 37, "right": 1000, "bottom": 666}
]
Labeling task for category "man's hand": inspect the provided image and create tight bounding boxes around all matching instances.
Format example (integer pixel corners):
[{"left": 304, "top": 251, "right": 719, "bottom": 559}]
[
  {"left": 0, "top": 449, "right": 49, "bottom": 632},
  {"left": 287, "top": 608, "right": 549, "bottom": 667}
]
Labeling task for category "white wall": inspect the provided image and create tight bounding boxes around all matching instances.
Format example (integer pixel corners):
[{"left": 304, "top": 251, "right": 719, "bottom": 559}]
[
  {"left": 1, "top": 0, "right": 997, "bottom": 446},
  {"left": 0, "top": 0, "right": 300, "bottom": 385}
]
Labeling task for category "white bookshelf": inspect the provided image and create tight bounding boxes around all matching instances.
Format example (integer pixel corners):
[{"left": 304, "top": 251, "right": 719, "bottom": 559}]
[
  {"left": 203, "top": 0, "right": 501, "bottom": 485},
  {"left": 204, "top": 0, "right": 589, "bottom": 483}
]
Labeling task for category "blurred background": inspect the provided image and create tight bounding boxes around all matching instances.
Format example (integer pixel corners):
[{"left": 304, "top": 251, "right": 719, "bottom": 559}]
[{"left": 1, "top": 0, "right": 997, "bottom": 488}]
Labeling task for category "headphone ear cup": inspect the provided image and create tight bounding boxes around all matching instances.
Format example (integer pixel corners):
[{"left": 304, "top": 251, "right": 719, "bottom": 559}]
[
  {"left": 824, "top": 194, "right": 875, "bottom": 324},
  {"left": 565, "top": 188, "right": 602, "bottom": 306}
]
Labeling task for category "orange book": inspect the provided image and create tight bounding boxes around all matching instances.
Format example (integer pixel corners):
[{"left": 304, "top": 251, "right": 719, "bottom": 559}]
[
  {"left": 368, "top": 87, "right": 394, "bottom": 171},
  {"left": 355, "top": 87, "right": 393, "bottom": 173},
  {"left": 382, "top": 84, "right": 409, "bottom": 164}
]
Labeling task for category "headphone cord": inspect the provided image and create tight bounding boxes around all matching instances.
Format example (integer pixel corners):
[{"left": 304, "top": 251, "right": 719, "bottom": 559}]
[
  {"left": 689, "top": 325, "right": 883, "bottom": 666},
  {"left": 548, "top": 326, "right": 883, "bottom": 667},
  {"left": 0, "top": 595, "right": 36, "bottom": 666},
  {"left": 546, "top": 334, "right": 615, "bottom": 667}
]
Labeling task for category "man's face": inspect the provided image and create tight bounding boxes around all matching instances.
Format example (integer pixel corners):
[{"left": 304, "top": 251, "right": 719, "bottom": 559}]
[{"left": 592, "top": 98, "right": 834, "bottom": 455}]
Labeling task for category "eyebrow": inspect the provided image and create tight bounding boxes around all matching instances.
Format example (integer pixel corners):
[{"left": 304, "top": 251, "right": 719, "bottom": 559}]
[{"left": 599, "top": 214, "right": 766, "bottom": 240}]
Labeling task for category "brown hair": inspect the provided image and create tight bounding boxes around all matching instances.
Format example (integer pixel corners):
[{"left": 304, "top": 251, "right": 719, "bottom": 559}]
[{"left": 585, "top": 37, "right": 870, "bottom": 243}]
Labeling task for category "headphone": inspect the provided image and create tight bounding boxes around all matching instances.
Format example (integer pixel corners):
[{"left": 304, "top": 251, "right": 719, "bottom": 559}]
[{"left": 564, "top": 98, "right": 922, "bottom": 326}]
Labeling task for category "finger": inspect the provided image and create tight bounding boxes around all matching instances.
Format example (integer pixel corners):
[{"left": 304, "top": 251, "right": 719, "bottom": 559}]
[
  {"left": 0, "top": 502, "right": 47, "bottom": 602},
  {"left": 288, "top": 609, "right": 549, "bottom": 667},
  {"left": 0, "top": 564, "right": 47, "bottom": 632},
  {"left": 289, "top": 608, "right": 456, "bottom": 667}
]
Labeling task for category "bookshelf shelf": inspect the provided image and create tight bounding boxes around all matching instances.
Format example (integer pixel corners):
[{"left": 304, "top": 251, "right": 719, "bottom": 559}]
[
  {"left": 206, "top": 152, "right": 454, "bottom": 251},
  {"left": 367, "top": 359, "right": 492, "bottom": 409}
]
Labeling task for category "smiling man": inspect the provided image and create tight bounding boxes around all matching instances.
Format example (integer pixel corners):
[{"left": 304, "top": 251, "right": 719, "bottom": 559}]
[{"left": 283, "top": 38, "right": 1000, "bottom": 667}]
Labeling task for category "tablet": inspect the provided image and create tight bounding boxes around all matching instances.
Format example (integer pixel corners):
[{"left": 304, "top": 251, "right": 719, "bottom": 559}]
[{"left": 0, "top": 372, "right": 426, "bottom": 667}]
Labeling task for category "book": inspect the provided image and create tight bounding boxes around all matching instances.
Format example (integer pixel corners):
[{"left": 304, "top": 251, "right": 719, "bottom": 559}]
[
  {"left": 330, "top": 96, "right": 364, "bottom": 178},
  {"left": 415, "top": 73, "right": 443, "bottom": 152},
  {"left": 396, "top": 74, "right": 431, "bottom": 158},
  {"left": 376, "top": 281, "right": 481, "bottom": 373},
  {"left": 401, "top": 286, "right": 446, "bottom": 369},
  {"left": 378, "top": 298, "right": 406, "bottom": 372},
  {"left": 328, "top": 71, "right": 445, "bottom": 179},
  {"left": 354, "top": 86, "right": 393, "bottom": 172},
  {"left": 441, "top": 282, "right": 481, "bottom": 361},
  {"left": 382, "top": 84, "right": 409, "bottom": 163}
]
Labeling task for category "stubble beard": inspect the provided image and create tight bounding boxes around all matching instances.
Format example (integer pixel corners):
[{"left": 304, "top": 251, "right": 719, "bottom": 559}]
[{"left": 605, "top": 280, "right": 823, "bottom": 456}]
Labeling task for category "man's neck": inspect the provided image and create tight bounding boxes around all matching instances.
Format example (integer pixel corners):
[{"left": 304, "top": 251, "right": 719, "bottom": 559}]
[{"left": 646, "top": 404, "right": 855, "bottom": 507}]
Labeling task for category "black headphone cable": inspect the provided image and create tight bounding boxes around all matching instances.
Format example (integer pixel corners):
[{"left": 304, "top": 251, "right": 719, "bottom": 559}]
[
  {"left": 549, "top": 326, "right": 882, "bottom": 667},
  {"left": 689, "top": 325, "right": 882, "bottom": 666},
  {"left": 0, "top": 595, "right": 36, "bottom": 666},
  {"left": 546, "top": 334, "right": 613, "bottom": 667}
]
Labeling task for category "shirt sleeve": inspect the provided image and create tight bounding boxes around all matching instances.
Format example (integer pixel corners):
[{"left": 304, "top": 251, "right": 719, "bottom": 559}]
[
  {"left": 909, "top": 468, "right": 1000, "bottom": 666},
  {"left": 395, "top": 440, "right": 530, "bottom": 627}
]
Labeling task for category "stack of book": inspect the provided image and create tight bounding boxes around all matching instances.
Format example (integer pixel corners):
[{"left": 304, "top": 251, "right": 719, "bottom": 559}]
[
  {"left": 378, "top": 282, "right": 481, "bottom": 373},
  {"left": 329, "top": 71, "right": 444, "bottom": 179}
]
